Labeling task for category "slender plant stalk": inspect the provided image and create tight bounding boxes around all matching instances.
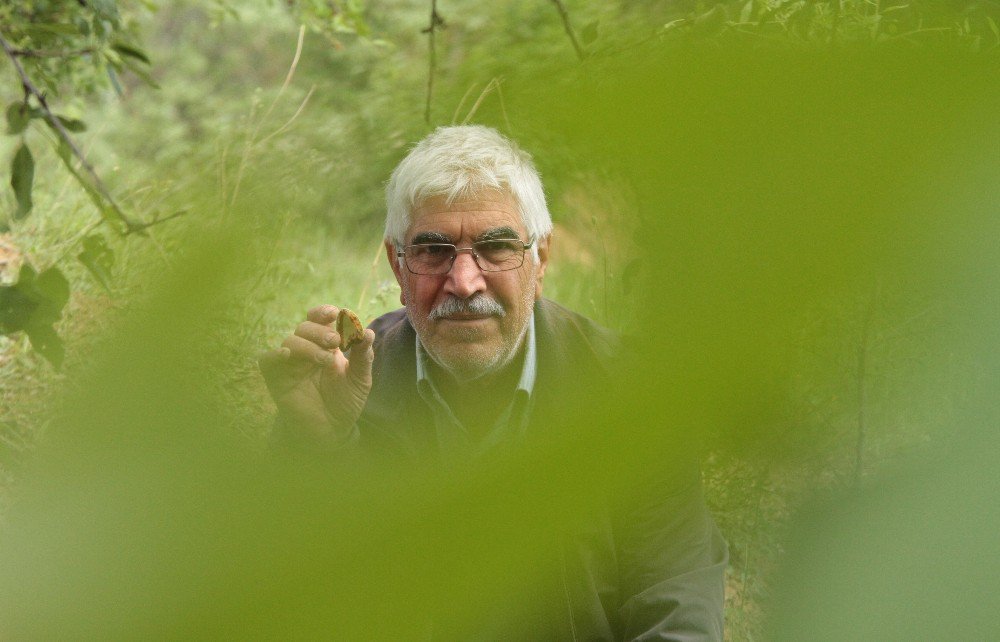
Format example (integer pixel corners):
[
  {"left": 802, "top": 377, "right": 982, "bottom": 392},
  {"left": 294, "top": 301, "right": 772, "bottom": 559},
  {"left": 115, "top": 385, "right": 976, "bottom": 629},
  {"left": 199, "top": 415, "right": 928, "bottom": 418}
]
[
  {"left": 9, "top": 47, "right": 97, "bottom": 58},
  {"left": 451, "top": 82, "right": 480, "bottom": 125},
  {"left": 550, "top": 0, "right": 585, "bottom": 61},
  {"left": 461, "top": 77, "right": 499, "bottom": 124},
  {"left": 228, "top": 26, "right": 307, "bottom": 212},
  {"left": 853, "top": 286, "right": 879, "bottom": 483},
  {"left": 356, "top": 240, "right": 388, "bottom": 314},
  {"left": 423, "top": 0, "right": 444, "bottom": 124}
]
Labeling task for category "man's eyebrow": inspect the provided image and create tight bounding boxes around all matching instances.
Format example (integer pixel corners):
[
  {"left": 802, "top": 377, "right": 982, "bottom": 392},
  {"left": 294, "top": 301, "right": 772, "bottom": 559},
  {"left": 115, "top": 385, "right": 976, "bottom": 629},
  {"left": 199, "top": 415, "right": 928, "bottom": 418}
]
[
  {"left": 476, "top": 226, "right": 521, "bottom": 242},
  {"left": 410, "top": 231, "right": 452, "bottom": 244}
]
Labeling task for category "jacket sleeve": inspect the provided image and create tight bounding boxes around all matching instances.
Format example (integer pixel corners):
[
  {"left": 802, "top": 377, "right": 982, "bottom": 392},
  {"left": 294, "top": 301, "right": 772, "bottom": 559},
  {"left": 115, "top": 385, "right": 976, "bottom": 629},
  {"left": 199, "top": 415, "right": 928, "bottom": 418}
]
[{"left": 615, "top": 467, "right": 728, "bottom": 641}]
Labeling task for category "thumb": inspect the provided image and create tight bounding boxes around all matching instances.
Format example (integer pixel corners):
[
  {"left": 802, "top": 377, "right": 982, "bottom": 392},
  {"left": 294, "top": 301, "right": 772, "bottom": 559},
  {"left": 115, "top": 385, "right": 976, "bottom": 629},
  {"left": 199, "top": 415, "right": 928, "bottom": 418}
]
[{"left": 346, "top": 329, "right": 376, "bottom": 385}]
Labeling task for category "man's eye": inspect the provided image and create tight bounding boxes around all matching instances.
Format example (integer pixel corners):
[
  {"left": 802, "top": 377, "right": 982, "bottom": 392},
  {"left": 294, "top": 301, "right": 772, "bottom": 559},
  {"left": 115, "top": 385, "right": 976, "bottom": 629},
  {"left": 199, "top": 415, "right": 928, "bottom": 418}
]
[
  {"left": 477, "top": 240, "right": 519, "bottom": 253},
  {"left": 412, "top": 244, "right": 452, "bottom": 258},
  {"left": 424, "top": 244, "right": 452, "bottom": 255}
]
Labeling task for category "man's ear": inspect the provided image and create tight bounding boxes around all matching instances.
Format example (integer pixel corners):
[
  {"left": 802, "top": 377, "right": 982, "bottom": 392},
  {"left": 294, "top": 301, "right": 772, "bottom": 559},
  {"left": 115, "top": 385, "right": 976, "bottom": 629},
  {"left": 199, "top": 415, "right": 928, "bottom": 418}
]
[
  {"left": 533, "top": 234, "right": 551, "bottom": 301},
  {"left": 385, "top": 240, "right": 406, "bottom": 305}
]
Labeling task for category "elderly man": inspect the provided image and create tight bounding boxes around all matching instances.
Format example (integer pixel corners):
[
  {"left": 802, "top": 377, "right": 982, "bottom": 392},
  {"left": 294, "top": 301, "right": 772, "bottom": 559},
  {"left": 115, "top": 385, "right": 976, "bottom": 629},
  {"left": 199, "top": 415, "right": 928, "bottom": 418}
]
[{"left": 260, "top": 125, "right": 727, "bottom": 640}]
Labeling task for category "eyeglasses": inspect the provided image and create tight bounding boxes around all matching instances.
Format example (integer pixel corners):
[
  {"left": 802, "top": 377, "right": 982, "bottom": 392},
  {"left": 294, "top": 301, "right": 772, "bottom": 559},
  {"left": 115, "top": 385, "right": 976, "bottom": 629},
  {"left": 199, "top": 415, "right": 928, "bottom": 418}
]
[{"left": 397, "top": 238, "right": 535, "bottom": 275}]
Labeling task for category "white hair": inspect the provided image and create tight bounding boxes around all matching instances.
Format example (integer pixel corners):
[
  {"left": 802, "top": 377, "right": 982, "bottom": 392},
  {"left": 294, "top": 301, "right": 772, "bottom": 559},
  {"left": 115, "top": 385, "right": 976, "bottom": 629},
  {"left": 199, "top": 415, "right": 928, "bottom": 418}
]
[{"left": 384, "top": 125, "right": 552, "bottom": 248}]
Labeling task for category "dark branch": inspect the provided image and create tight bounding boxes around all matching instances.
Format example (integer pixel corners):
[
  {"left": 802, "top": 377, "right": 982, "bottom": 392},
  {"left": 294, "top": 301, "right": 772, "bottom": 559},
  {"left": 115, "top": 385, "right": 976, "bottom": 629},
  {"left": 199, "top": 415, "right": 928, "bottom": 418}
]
[
  {"left": 0, "top": 29, "right": 141, "bottom": 233},
  {"left": 125, "top": 209, "right": 189, "bottom": 236},
  {"left": 10, "top": 47, "right": 98, "bottom": 59},
  {"left": 423, "top": 0, "right": 445, "bottom": 124},
  {"left": 550, "top": 0, "right": 585, "bottom": 62}
]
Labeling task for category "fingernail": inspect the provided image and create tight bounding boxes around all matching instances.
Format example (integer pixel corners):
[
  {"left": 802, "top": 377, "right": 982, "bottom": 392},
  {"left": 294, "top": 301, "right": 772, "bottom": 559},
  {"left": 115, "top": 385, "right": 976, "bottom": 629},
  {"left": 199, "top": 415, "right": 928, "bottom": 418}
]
[{"left": 316, "top": 352, "right": 334, "bottom": 365}]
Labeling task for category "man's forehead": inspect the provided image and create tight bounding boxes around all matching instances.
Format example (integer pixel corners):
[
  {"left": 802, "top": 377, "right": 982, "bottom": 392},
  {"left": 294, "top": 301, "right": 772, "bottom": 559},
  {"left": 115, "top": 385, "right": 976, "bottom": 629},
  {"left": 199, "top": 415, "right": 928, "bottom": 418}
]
[
  {"left": 406, "top": 195, "right": 525, "bottom": 236},
  {"left": 411, "top": 195, "right": 519, "bottom": 218}
]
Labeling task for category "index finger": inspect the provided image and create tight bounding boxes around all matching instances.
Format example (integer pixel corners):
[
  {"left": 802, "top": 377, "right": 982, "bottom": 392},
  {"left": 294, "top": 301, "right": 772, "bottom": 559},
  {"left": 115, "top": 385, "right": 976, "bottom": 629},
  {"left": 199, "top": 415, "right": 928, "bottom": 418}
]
[{"left": 306, "top": 304, "right": 339, "bottom": 324}]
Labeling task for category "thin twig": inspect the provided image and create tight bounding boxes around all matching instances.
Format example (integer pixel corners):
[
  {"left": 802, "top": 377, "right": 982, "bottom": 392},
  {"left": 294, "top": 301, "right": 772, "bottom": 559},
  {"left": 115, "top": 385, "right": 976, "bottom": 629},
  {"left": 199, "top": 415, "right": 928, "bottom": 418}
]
[
  {"left": 261, "top": 25, "right": 306, "bottom": 127},
  {"left": 257, "top": 84, "right": 316, "bottom": 146},
  {"left": 229, "top": 26, "right": 307, "bottom": 211},
  {"left": 853, "top": 285, "right": 880, "bottom": 484},
  {"left": 494, "top": 78, "right": 514, "bottom": 134},
  {"left": 550, "top": 0, "right": 586, "bottom": 61},
  {"left": 127, "top": 209, "right": 188, "bottom": 234},
  {"left": 0, "top": 29, "right": 140, "bottom": 232},
  {"left": 356, "top": 239, "right": 387, "bottom": 312},
  {"left": 451, "top": 81, "right": 480, "bottom": 125},
  {"left": 423, "top": 0, "right": 445, "bottom": 124},
  {"left": 9, "top": 47, "right": 98, "bottom": 58},
  {"left": 461, "top": 78, "right": 500, "bottom": 124}
]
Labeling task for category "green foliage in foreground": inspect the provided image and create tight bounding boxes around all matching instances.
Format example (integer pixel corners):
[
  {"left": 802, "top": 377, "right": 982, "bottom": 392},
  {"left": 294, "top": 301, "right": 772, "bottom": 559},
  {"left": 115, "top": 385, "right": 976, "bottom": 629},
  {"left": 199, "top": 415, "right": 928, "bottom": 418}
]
[
  {"left": 0, "top": 45, "right": 997, "bottom": 638},
  {"left": 2, "top": 2, "right": 999, "bottom": 638}
]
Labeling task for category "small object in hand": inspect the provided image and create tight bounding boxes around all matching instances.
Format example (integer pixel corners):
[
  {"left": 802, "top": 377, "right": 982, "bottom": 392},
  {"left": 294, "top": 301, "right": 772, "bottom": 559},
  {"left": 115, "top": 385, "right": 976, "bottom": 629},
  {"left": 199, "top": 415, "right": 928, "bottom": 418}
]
[{"left": 336, "top": 308, "right": 365, "bottom": 350}]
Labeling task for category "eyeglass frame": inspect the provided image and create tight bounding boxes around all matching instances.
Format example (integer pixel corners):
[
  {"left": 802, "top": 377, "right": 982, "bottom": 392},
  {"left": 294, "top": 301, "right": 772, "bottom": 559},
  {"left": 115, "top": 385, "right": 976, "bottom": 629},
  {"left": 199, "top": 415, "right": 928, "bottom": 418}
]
[{"left": 396, "top": 237, "right": 536, "bottom": 275}]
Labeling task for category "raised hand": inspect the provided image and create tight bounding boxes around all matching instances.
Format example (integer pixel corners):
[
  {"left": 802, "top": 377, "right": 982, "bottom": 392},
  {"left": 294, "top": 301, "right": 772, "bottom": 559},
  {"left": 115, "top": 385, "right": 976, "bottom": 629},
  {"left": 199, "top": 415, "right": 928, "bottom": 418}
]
[{"left": 259, "top": 305, "right": 375, "bottom": 449}]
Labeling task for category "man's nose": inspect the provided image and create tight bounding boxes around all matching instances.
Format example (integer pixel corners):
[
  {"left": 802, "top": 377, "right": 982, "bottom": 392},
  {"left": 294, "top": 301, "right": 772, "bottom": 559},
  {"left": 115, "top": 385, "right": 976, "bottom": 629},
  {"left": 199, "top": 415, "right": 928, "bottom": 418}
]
[{"left": 444, "top": 250, "right": 487, "bottom": 299}]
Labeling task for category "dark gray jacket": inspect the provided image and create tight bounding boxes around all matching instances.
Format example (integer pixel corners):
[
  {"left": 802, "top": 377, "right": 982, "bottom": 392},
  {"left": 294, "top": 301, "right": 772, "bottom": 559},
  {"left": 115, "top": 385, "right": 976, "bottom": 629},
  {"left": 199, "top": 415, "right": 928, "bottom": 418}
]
[{"left": 358, "top": 299, "right": 727, "bottom": 641}]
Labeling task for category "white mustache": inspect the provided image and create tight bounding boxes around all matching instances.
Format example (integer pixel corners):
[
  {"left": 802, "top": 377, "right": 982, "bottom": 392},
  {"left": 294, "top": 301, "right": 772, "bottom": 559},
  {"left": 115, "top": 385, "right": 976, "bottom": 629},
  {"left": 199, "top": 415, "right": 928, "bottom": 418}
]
[{"left": 429, "top": 295, "right": 506, "bottom": 320}]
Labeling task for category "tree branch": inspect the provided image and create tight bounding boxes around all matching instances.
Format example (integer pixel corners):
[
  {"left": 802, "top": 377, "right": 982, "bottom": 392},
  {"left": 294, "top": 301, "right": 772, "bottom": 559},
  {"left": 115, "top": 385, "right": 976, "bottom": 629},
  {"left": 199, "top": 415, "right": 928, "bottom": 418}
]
[
  {"left": 423, "top": 0, "right": 445, "bottom": 124},
  {"left": 126, "top": 209, "right": 188, "bottom": 234},
  {"left": 550, "top": 0, "right": 585, "bottom": 61},
  {"left": 0, "top": 30, "right": 141, "bottom": 233},
  {"left": 9, "top": 47, "right": 98, "bottom": 59}
]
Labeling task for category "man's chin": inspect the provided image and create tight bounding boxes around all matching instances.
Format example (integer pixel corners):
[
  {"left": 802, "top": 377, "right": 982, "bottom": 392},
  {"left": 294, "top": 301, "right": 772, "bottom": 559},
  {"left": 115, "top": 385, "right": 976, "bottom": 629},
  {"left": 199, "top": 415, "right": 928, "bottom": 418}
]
[
  {"left": 433, "top": 316, "right": 497, "bottom": 341},
  {"left": 429, "top": 345, "right": 509, "bottom": 381}
]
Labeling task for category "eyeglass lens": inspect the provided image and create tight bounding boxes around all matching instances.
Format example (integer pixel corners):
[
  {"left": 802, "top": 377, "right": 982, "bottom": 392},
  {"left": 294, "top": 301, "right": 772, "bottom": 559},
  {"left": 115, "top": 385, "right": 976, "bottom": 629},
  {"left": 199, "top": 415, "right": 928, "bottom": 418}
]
[{"left": 406, "top": 240, "right": 526, "bottom": 274}]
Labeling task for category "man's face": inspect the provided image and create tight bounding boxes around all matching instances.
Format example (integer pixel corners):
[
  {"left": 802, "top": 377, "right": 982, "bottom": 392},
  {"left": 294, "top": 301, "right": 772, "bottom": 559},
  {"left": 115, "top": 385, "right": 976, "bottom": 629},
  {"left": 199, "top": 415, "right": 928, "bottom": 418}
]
[{"left": 386, "top": 193, "right": 549, "bottom": 381}]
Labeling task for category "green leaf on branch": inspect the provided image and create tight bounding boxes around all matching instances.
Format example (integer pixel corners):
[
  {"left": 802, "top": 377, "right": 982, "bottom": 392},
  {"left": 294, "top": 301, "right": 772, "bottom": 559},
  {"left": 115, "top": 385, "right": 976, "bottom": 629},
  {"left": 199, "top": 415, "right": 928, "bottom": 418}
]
[
  {"left": 43, "top": 115, "right": 87, "bottom": 135},
  {"left": 28, "top": 23, "right": 79, "bottom": 37},
  {"left": 56, "top": 116, "right": 87, "bottom": 133},
  {"left": 106, "top": 66, "right": 125, "bottom": 97},
  {"left": 111, "top": 42, "right": 151, "bottom": 65},
  {"left": 5, "top": 104, "right": 41, "bottom": 135},
  {"left": 0, "top": 264, "right": 69, "bottom": 368},
  {"left": 78, "top": 234, "right": 115, "bottom": 292},
  {"left": 117, "top": 57, "right": 160, "bottom": 89},
  {"left": 11, "top": 143, "right": 35, "bottom": 220},
  {"left": 581, "top": 21, "right": 599, "bottom": 46}
]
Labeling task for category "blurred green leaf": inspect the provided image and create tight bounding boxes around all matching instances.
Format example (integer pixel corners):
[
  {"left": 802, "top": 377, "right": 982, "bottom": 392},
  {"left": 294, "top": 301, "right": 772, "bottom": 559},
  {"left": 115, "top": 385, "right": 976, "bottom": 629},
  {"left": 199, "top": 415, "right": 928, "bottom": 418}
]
[
  {"left": 581, "top": 20, "right": 599, "bottom": 46},
  {"left": 5, "top": 103, "right": 39, "bottom": 135},
  {"left": 90, "top": 0, "right": 122, "bottom": 23},
  {"left": 0, "top": 264, "right": 69, "bottom": 367},
  {"left": 10, "top": 143, "right": 35, "bottom": 219},
  {"left": 114, "top": 57, "right": 160, "bottom": 89},
  {"left": 78, "top": 234, "right": 115, "bottom": 292},
  {"left": 55, "top": 116, "right": 87, "bottom": 133},
  {"left": 35, "top": 267, "right": 71, "bottom": 315},
  {"left": 75, "top": 16, "right": 92, "bottom": 36},
  {"left": 29, "top": 23, "right": 79, "bottom": 36},
  {"left": 111, "top": 41, "right": 152, "bottom": 65},
  {"left": 988, "top": 16, "right": 1000, "bottom": 43},
  {"left": 106, "top": 65, "right": 125, "bottom": 97}
]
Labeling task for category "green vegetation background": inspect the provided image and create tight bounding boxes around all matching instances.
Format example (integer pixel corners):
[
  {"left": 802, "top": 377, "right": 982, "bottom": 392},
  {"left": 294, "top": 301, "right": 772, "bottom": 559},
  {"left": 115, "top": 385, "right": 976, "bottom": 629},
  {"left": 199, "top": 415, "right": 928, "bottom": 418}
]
[{"left": 2, "top": 1, "right": 999, "bottom": 639}]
